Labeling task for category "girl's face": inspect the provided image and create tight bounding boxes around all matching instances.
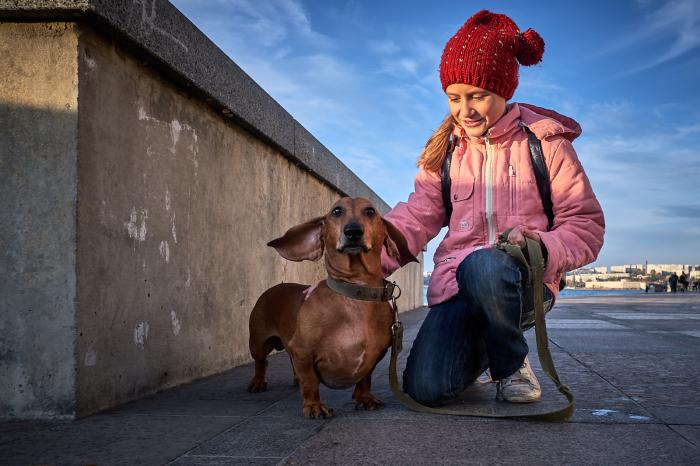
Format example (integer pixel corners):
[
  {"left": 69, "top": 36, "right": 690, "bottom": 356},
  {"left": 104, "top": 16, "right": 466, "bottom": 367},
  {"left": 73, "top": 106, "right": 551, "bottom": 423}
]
[{"left": 446, "top": 83, "right": 507, "bottom": 138}]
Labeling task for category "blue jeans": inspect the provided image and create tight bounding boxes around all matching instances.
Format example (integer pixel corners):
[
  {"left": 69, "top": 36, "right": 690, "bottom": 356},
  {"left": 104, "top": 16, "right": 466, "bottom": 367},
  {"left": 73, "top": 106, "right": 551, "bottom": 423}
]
[{"left": 403, "top": 248, "right": 554, "bottom": 406}]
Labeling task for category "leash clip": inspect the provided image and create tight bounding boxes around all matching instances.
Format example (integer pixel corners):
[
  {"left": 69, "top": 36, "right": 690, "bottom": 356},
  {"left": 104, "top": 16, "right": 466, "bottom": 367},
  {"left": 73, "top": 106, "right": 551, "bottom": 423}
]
[
  {"left": 386, "top": 280, "right": 403, "bottom": 353},
  {"left": 383, "top": 280, "right": 402, "bottom": 301}
]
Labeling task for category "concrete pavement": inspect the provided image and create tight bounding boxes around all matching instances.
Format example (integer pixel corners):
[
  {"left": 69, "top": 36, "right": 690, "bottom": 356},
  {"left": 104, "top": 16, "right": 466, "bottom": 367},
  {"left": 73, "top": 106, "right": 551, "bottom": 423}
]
[{"left": 2, "top": 293, "right": 699, "bottom": 465}]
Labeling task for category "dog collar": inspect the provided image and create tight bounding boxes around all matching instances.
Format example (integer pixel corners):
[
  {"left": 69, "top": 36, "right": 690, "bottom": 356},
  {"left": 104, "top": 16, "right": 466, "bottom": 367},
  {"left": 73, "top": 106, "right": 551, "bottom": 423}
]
[{"left": 325, "top": 277, "right": 399, "bottom": 302}]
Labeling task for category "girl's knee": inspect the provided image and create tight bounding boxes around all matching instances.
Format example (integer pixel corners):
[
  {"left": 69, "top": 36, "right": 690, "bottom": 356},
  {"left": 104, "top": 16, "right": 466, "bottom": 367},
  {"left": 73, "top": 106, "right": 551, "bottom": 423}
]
[
  {"left": 458, "top": 248, "right": 508, "bottom": 276},
  {"left": 402, "top": 370, "right": 455, "bottom": 407},
  {"left": 402, "top": 351, "right": 462, "bottom": 406},
  {"left": 457, "top": 248, "right": 520, "bottom": 292}
]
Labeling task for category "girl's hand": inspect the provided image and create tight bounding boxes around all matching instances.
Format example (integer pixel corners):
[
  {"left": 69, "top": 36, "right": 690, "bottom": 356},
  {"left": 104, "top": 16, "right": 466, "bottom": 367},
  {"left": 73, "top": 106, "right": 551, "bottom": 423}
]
[
  {"left": 507, "top": 225, "right": 541, "bottom": 248},
  {"left": 303, "top": 282, "right": 319, "bottom": 301}
]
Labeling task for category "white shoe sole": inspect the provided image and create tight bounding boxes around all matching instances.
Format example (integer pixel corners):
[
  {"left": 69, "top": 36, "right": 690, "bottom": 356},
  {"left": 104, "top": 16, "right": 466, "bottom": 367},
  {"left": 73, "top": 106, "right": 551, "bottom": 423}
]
[{"left": 496, "top": 386, "right": 542, "bottom": 403}]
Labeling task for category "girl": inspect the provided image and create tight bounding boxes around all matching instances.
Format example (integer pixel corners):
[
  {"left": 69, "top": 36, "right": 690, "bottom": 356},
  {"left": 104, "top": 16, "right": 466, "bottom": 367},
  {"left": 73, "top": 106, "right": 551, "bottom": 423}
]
[{"left": 381, "top": 10, "right": 605, "bottom": 405}]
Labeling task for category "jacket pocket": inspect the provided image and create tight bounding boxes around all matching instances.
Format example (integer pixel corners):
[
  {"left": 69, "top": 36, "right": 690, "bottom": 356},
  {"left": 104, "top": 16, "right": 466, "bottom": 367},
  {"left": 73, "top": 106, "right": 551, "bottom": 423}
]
[
  {"left": 509, "top": 164, "right": 538, "bottom": 216},
  {"left": 450, "top": 179, "right": 475, "bottom": 231},
  {"left": 451, "top": 179, "right": 474, "bottom": 203},
  {"left": 517, "top": 180, "right": 540, "bottom": 216},
  {"left": 516, "top": 155, "right": 539, "bottom": 216}
]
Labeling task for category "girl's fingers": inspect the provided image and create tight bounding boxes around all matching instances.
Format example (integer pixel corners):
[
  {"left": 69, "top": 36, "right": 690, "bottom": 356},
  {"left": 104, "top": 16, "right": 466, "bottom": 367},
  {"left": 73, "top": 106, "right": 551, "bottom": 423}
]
[
  {"left": 522, "top": 229, "right": 541, "bottom": 241},
  {"left": 303, "top": 283, "right": 318, "bottom": 301},
  {"left": 507, "top": 226, "right": 526, "bottom": 247},
  {"left": 507, "top": 225, "right": 540, "bottom": 247}
]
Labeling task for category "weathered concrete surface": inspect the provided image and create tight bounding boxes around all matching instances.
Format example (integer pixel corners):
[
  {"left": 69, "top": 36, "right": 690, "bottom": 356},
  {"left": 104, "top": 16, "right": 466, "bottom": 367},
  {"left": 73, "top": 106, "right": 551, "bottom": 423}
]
[
  {"left": 73, "top": 25, "right": 421, "bottom": 417},
  {"left": 0, "top": 22, "right": 79, "bottom": 419},
  {"left": 0, "top": 0, "right": 385, "bottom": 208},
  {"left": 1, "top": 17, "right": 423, "bottom": 419},
  {"left": 1, "top": 293, "right": 699, "bottom": 465}
]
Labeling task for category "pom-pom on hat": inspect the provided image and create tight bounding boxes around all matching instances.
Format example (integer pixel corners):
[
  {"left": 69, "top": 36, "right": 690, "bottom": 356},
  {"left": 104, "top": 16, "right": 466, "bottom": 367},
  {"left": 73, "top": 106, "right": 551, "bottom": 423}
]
[{"left": 439, "top": 10, "right": 545, "bottom": 99}]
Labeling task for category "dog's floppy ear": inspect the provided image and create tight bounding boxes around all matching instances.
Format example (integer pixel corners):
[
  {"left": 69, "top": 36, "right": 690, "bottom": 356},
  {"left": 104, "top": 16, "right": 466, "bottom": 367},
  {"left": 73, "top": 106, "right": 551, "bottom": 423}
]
[
  {"left": 382, "top": 218, "right": 418, "bottom": 265},
  {"left": 267, "top": 216, "right": 325, "bottom": 262}
]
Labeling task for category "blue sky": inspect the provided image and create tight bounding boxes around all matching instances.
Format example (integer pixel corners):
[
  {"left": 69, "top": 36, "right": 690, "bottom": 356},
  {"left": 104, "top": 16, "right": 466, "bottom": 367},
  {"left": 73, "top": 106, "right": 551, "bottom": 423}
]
[{"left": 172, "top": 0, "right": 700, "bottom": 271}]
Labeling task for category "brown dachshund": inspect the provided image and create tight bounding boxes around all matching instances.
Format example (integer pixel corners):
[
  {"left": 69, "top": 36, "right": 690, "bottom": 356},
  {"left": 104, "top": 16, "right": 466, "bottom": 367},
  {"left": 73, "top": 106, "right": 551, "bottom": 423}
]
[{"left": 247, "top": 197, "right": 416, "bottom": 418}]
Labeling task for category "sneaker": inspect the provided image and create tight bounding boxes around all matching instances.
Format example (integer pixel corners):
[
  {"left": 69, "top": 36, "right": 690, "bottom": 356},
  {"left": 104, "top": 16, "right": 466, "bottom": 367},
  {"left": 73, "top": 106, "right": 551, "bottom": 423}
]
[
  {"left": 496, "top": 356, "right": 541, "bottom": 403},
  {"left": 477, "top": 368, "right": 493, "bottom": 384}
]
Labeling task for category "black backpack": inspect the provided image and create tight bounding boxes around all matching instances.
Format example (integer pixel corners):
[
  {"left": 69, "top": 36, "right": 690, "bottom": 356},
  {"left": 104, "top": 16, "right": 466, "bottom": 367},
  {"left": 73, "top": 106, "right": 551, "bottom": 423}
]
[{"left": 441, "top": 126, "right": 565, "bottom": 289}]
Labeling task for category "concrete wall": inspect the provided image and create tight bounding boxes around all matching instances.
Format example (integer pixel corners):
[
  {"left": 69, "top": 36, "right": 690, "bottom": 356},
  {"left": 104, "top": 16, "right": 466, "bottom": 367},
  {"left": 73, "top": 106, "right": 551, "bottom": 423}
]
[
  {"left": 74, "top": 26, "right": 346, "bottom": 415},
  {"left": 0, "top": 23, "right": 78, "bottom": 418},
  {"left": 1, "top": 12, "right": 423, "bottom": 418}
]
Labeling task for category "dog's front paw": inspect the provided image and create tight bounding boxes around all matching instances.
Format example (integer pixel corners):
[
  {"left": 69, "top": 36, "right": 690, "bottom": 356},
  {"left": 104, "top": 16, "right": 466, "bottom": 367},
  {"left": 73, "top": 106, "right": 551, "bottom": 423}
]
[
  {"left": 247, "top": 378, "right": 268, "bottom": 393},
  {"left": 303, "top": 401, "right": 334, "bottom": 419},
  {"left": 353, "top": 393, "right": 384, "bottom": 411}
]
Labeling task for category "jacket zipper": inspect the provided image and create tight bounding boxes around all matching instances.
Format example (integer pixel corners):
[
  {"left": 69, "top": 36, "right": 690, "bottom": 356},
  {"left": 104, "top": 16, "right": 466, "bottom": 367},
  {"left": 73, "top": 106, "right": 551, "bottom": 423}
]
[
  {"left": 508, "top": 164, "right": 515, "bottom": 213},
  {"left": 484, "top": 137, "right": 496, "bottom": 245}
]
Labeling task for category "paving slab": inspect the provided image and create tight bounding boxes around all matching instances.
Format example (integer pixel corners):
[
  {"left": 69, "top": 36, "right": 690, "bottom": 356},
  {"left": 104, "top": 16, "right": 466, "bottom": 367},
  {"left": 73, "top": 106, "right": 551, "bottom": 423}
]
[
  {"left": 649, "top": 406, "right": 700, "bottom": 425},
  {"left": 2, "top": 294, "right": 700, "bottom": 465},
  {"left": 548, "top": 329, "right": 698, "bottom": 353},
  {"left": 670, "top": 425, "right": 700, "bottom": 447},
  {"left": 571, "top": 352, "right": 700, "bottom": 406},
  {"left": 170, "top": 458, "right": 281, "bottom": 466},
  {"left": 0, "top": 413, "right": 244, "bottom": 466},
  {"left": 284, "top": 417, "right": 697, "bottom": 465},
  {"left": 186, "top": 415, "right": 328, "bottom": 460}
]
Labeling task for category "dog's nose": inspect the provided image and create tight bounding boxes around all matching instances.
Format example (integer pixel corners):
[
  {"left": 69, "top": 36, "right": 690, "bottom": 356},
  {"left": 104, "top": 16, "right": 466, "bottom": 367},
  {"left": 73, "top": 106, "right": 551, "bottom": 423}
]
[{"left": 343, "top": 222, "right": 364, "bottom": 240}]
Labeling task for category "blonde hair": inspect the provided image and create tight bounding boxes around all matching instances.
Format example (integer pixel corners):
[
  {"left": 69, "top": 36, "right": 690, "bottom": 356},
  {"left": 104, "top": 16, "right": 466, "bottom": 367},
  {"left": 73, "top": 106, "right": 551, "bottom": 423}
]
[{"left": 417, "top": 114, "right": 455, "bottom": 173}]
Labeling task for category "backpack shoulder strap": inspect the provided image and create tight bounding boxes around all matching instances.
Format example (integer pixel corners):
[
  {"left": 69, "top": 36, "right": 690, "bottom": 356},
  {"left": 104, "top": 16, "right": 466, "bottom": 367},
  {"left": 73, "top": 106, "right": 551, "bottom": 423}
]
[
  {"left": 440, "top": 138, "right": 454, "bottom": 226},
  {"left": 523, "top": 126, "right": 554, "bottom": 230}
]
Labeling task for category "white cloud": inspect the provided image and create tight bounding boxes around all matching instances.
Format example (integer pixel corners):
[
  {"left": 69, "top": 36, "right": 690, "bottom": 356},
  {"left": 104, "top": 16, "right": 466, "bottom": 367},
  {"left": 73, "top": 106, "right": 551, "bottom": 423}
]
[
  {"left": 383, "top": 58, "right": 418, "bottom": 75},
  {"left": 174, "top": 0, "right": 332, "bottom": 52},
  {"left": 599, "top": 0, "right": 700, "bottom": 75},
  {"left": 376, "top": 36, "right": 442, "bottom": 81},
  {"left": 677, "top": 122, "right": 700, "bottom": 135},
  {"left": 173, "top": 0, "right": 451, "bottom": 204},
  {"left": 368, "top": 39, "right": 400, "bottom": 55}
]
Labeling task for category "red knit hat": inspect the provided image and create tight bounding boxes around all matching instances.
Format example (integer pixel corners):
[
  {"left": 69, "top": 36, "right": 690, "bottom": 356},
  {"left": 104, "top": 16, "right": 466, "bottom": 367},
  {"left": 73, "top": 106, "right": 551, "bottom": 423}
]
[{"left": 439, "top": 10, "right": 545, "bottom": 99}]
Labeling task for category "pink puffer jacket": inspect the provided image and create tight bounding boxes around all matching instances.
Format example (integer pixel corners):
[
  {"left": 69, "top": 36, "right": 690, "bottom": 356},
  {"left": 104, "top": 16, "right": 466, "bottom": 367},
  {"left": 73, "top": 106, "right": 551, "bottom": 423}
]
[{"left": 382, "top": 103, "right": 605, "bottom": 305}]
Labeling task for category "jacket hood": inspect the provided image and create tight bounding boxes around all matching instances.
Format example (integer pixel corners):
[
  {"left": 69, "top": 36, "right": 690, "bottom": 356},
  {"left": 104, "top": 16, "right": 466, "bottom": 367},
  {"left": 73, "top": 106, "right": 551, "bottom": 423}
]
[{"left": 517, "top": 103, "right": 582, "bottom": 142}]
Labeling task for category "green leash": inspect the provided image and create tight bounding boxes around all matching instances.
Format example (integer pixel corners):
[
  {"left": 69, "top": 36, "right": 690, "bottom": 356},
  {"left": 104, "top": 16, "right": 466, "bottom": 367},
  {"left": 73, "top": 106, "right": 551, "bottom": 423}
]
[{"left": 388, "top": 235, "right": 575, "bottom": 421}]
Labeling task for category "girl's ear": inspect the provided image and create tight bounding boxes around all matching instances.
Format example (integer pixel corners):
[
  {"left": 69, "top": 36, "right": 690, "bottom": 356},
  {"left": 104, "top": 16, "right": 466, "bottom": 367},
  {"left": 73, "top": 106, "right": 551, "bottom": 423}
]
[
  {"left": 267, "top": 217, "right": 325, "bottom": 262},
  {"left": 382, "top": 218, "right": 419, "bottom": 265}
]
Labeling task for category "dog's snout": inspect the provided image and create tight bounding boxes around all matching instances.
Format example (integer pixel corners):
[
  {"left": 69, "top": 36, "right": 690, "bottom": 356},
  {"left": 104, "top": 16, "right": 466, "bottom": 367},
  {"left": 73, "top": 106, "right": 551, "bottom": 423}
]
[{"left": 343, "top": 222, "right": 364, "bottom": 240}]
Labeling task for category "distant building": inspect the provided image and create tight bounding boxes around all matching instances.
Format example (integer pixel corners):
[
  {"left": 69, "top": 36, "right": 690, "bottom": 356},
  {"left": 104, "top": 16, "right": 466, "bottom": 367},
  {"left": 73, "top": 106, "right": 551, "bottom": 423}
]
[
  {"left": 646, "top": 264, "right": 698, "bottom": 275},
  {"left": 573, "top": 264, "right": 700, "bottom": 277},
  {"left": 586, "top": 281, "right": 646, "bottom": 290},
  {"left": 569, "top": 272, "right": 628, "bottom": 282},
  {"left": 610, "top": 264, "right": 644, "bottom": 274},
  {"left": 570, "top": 267, "right": 596, "bottom": 274},
  {"left": 566, "top": 263, "right": 700, "bottom": 289}
]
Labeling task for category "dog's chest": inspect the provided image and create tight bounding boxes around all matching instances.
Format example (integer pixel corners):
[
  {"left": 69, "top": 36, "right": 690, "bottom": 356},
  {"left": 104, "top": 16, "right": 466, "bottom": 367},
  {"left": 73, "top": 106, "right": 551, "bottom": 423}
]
[{"left": 314, "top": 323, "right": 390, "bottom": 387}]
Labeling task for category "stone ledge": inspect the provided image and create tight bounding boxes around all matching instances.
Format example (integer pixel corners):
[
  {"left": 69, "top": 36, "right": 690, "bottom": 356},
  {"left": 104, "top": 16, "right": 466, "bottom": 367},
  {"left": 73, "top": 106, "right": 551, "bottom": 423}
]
[{"left": 0, "top": 0, "right": 388, "bottom": 211}]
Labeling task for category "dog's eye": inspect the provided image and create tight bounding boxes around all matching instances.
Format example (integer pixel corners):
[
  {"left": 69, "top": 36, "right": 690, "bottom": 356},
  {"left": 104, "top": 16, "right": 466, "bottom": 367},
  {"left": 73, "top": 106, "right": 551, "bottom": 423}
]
[
  {"left": 364, "top": 208, "right": 376, "bottom": 217},
  {"left": 331, "top": 207, "right": 343, "bottom": 217}
]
